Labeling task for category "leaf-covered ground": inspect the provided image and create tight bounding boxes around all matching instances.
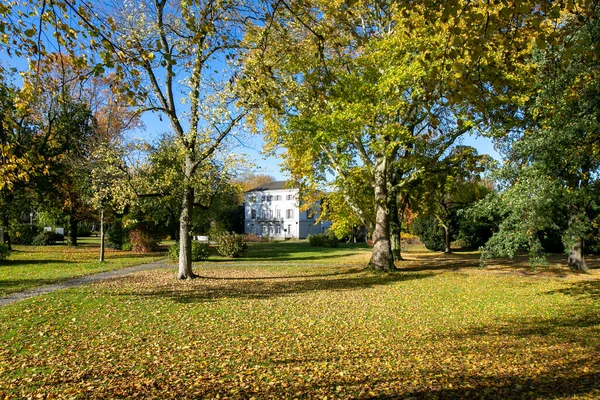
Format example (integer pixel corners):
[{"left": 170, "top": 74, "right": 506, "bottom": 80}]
[
  {"left": 0, "top": 242, "right": 164, "bottom": 295},
  {"left": 0, "top": 244, "right": 599, "bottom": 399}
]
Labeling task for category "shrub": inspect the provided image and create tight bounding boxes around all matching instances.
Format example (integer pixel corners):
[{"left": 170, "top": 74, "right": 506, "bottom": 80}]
[
  {"left": 411, "top": 216, "right": 445, "bottom": 251},
  {"left": 32, "top": 231, "right": 57, "bottom": 246},
  {"left": 10, "top": 224, "right": 40, "bottom": 245},
  {"left": 168, "top": 241, "right": 210, "bottom": 262},
  {"left": 245, "top": 233, "right": 265, "bottom": 243},
  {"left": 217, "top": 232, "right": 248, "bottom": 258},
  {"left": 121, "top": 242, "right": 133, "bottom": 251},
  {"left": 77, "top": 224, "right": 93, "bottom": 237},
  {"left": 107, "top": 221, "right": 125, "bottom": 250},
  {"left": 129, "top": 228, "right": 159, "bottom": 253},
  {"left": 308, "top": 232, "right": 338, "bottom": 248},
  {"left": 0, "top": 243, "right": 10, "bottom": 262}
]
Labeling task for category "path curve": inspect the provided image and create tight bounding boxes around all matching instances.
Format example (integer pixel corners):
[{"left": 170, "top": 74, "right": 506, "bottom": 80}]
[{"left": 0, "top": 259, "right": 172, "bottom": 307}]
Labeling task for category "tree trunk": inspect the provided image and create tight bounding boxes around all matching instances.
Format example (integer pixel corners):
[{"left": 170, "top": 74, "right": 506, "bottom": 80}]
[
  {"left": 568, "top": 237, "right": 589, "bottom": 272},
  {"left": 368, "top": 155, "right": 396, "bottom": 272},
  {"left": 69, "top": 209, "right": 78, "bottom": 246},
  {"left": 99, "top": 209, "right": 105, "bottom": 262},
  {"left": 2, "top": 197, "right": 12, "bottom": 250},
  {"left": 178, "top": 157, "right": 197, "bottom": 279},
  {"left": 389, "top": 191, "right": 402, "bottom": 262},
  {"left": 443, "top": 224, "right": 451, "bottom": 253}
]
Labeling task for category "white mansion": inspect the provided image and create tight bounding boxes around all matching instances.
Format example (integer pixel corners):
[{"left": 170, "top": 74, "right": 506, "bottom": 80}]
[{"left": 244, "top": 181, "right": 332, "bottom": 239}]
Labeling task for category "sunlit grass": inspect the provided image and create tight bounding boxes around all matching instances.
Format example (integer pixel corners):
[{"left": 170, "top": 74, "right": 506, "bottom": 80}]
[
  {"left": 0, "top": 243, "right": 165, "bottom": 295},
  {"left": 0, "top": 243, "right": 598, "bottom": 399}
]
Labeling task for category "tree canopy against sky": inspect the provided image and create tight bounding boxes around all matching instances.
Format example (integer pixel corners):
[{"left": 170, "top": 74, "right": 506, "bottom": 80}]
[
  {"left": 480, "top": 2, "right": 600, "bottom": 272},
  {"left": 241, "top": 0, "right": 561, "bottom": 271}
]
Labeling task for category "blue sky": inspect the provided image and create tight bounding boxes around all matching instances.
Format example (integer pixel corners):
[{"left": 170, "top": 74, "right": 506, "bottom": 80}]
[{"left": 1, "top": 52, "right": 501, "bottom": 183}]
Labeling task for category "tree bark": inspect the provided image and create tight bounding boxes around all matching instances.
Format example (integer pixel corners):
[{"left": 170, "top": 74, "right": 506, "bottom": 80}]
[
  {"left": 389, "top": 190, "right": 402, "bottom": 262},
  {"left": 443, "top": 224, "right": 451, "bottom": 253},
  {"left": 567, "top": 237, "right": 589, "bottom": 272},
  {"left": 69, "top": 210, "right": 78, "bottom": 246},
  {"left": 368, "top": 155, "right": 396, "bottom": 272},
  {"left": 99, "top": 209, "right": 105, "bottom": 262},
  {"left": 178, "top": 156, "right": 197, "bottom": 279}
]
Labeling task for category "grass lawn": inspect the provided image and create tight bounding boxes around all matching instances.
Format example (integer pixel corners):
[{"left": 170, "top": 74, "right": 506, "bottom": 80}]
[
  {"left": 0, "top": 240, "right": 165, "bottom": 296},
  {"left": 0, "top": 243, "right": 599, "bottom": 398}
]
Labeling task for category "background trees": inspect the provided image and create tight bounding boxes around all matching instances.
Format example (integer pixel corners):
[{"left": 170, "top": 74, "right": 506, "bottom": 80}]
[{"left": 479, "top": 4, "right": 600, "bottom": 272}]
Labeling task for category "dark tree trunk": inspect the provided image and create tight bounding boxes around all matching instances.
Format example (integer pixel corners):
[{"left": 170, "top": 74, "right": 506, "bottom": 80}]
[
  {"left": 99, "top": 209, "right": 105, "bottom": 262},
  {"left": 2, "top": 196, "right": 12, "bottom": 250},
  {"left": 568, "top": 237, "right": 589, "bottom": 272},
  {"left": 69, "top": 211, "right": 78, "bottom": 246},
  {"left": 443, "top": 224, "right": 451, "bottom": 253},
  {"left": 368, "top": 155, "right": 396, "bottom": 272},
  {"left": 178, "top": 156, "right": 197, "bottom": 279},
  {"left": 389, "top": 191, "right": 402, "bottom": 262}
]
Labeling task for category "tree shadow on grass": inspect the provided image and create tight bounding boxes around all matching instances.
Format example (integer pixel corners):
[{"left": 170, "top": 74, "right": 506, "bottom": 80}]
[
  {"left": 119, "top": 271, "right": 434, "bottom": 303},
  {"left": 0, "top": 259, "right": 75, "bottom": 267},
  {"left": 546, "top": 280, "right": 600, "bottom": 300},
  {"left": 0, "top": 278, "right": 65, "bottom": 295}
]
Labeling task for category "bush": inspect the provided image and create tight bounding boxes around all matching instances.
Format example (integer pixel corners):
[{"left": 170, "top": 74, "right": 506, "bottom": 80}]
[
  {"left": 32, "top": 231, "right": 57, "bottom": 246},
  {"left": 411, "top": 216, "right": 445, "bottom": 252},
  {"left": 107, "top": 221, "right": 125, "bottom": 250},
  {"left": 0, "top": 243, "right": 10, "bottom": 261},
  {"left": 245, "top": 233, "right": 265, "bottom": 243},
  {"left": 217, "top": 232, "right": 248, "bottom": 258},
  {"left": 168, "top": 241, "right": 210, "bottom": 262},
  {"left": 121, "top": 242, "right": 133, "bottom": 251},
  {"left": 77, "top": 224, "right": 93, "bottom": 237},
  {"left": 308, "top": 232, "right": 339, "bottom": 248},
  {"left": 129, "top": 228, "right": 160, "bottom": 253},
  {"left": 9, "top": 224, "right": 40, "bottom": 245}
]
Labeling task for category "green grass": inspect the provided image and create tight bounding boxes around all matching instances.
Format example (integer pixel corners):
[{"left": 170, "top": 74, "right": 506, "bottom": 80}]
[
  {"left": 0, "top": 243, "right": 599, "bottom": 399},
  {"left": 0, "top": 242, "right": 165, "bottom": 296}
]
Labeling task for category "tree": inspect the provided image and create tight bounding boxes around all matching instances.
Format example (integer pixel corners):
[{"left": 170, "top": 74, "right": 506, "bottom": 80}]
[
  {"left": 480, "top": 4, "right": 600, "bottom": 272},
  {"left": 242, "top": 0, "right": 550, "bottom": 271}
]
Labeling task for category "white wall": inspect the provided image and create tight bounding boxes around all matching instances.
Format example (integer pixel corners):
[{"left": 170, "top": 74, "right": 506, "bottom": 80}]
[{"left": 244, "top": 188, "right": 331, "bottom": 239}]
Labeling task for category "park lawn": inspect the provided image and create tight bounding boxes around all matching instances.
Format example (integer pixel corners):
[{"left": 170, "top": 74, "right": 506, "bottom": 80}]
[
  {"left": 0, "top": 243, "right": 165, "bottom": 296},
  {"left": 207, "top": 240, "right": 374, "bottom": 265},
  {"left": 0, "top": 246, "right": 599, "bottom": 399}
]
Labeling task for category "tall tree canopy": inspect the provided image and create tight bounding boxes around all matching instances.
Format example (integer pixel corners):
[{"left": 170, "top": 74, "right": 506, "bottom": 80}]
[
  {"left": 242, "top": 0, "right": 558, "bottom": 271},
  {"left": 481, "top": 3, "right": 600, "bottom": 272}
]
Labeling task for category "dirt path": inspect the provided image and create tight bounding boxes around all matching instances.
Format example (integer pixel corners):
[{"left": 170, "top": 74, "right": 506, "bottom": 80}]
[{"left": 0, "top": 259, "right": 171, "bottom": 307}]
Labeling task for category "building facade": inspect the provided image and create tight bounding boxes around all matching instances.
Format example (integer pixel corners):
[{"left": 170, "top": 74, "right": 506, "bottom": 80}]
[{"left": 244, "top": 181, "right": 332, "bottom": 239}]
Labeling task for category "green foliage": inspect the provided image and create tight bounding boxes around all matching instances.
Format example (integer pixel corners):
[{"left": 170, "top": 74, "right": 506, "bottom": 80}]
[
  {"left": 216, "top": 233, "right": 247, "bottom": 258},
  {"left": 107, "top": 221, "right": 125, "bottom": 250},
  {"left": 308, "top": 232, "right": 339, "bottom": 248},
  {"left": 168, "top": 241, "right": 210, "bottom": 262},
  {"left": 121, "top": 242, "right": 133, "bottom": 252},
  {"left": 32, "top": 231, "right": 57, "bottom": 246},
  {"left": 129, "top": 227, "right": 160, "bottom": 253},
  {"left": 411, "top": 216, "right": 446, "bottom": 252},
  {"left": 0, "top": 243, "right": 10, "bottom": 262},
  {"left": 9, "top": 224, "right": 40, "bottom": 245}
]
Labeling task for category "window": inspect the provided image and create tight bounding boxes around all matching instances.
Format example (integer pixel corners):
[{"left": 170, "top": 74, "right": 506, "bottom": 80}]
[
  {"left": 275, "top": 225, "right": 281, "bottom": 234},
  {"left": 276, "top": 209, "right": 281, "bottom": 219},
  {"left": 286, "top": 209, "right": 294, "bottom": 219},
  {"left": 249, "top": 195, "right": 256, "bottom": 202},
  {"left": 274, "top": 195, "right": 281, "bottom": 201},
  {"left": 267, "top": 209, "right": 273, "bottom": 219},
  {"left": 286, "top": 194, "right": 293, "bottom": 200},
  {"left": 250, "top": 209, "right": 256, "bottom": 219},
  {"left": 261, "top": 195, "right": 266, "bottom": 201},
  {"left": 267, "top": 195, "right": 273, "bottom": 202}
]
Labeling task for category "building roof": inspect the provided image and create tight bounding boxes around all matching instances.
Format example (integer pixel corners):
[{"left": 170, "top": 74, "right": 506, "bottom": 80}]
[{"left": 246, "top": 181, "right": 293, "bottom": 192}]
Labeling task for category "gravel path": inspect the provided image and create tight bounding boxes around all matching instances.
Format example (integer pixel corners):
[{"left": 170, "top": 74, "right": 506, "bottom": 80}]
[{"left": 0, "top": 259, "right": 171, "bottom": 307}]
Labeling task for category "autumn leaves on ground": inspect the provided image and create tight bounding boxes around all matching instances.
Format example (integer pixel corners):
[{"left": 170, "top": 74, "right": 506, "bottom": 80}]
[{"left": 1, "top": 243, "right": 599, "bottom": 399}]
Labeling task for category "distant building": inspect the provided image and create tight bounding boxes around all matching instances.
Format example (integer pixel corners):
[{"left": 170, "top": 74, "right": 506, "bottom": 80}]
[{"left": 244, "top": 181, "right": 331, "bottom": 239}]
